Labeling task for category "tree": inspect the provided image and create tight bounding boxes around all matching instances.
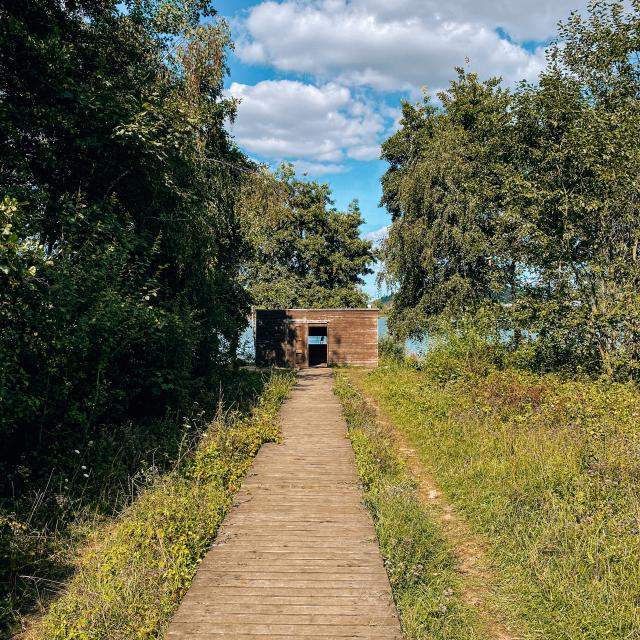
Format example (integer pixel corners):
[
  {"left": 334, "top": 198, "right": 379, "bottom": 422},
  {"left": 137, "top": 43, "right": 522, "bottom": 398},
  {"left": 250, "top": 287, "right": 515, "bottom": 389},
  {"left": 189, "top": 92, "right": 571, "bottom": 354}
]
[
  {"left": 378, "top": 1, "right": 640, "bottom": 377},
  {"left": 510, "top": 0, "right": 640, "bottom": 376},
  {"left": 0, "top": 0, "right": 249, "bottom": 502},
  {"left": 379, "top": 69, "right": 513, "bottom": 338},
  {"left": 0, "top": 0, "right": 258, "bottom": 626},
  {"left": 238, "top": 165, "right": 374, "bottom": 309}
]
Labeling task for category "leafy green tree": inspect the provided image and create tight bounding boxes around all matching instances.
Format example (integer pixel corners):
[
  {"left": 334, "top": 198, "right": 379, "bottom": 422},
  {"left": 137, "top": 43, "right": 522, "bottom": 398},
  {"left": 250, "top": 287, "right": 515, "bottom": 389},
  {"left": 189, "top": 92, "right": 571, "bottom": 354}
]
[
  {"left": 0, "top": 0, "right": 257, "bottom": 625},
  {"left": 0, "top": 0, "right": 248, "bottom": 519},
  {"left": 380, "top": 70, "right": 513, "bottom": 338},
  {"left": 380, "top": 2, "right": 640, "bottom": 378},
  {"left": 510, "top": 0, "right": 640, "bottom": 376},
  {"left": 238, "top": 165, "right": 374, "bottom": 309}
]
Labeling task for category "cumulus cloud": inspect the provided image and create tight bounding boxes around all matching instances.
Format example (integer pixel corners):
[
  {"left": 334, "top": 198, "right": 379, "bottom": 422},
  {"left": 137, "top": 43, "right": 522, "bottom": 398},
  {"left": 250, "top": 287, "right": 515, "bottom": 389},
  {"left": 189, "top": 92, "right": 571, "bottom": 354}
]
[
  {"left": 226, "top": 79, "right": 385, "bottom": 167},
  {"left": 225, "top": 1, "right": 597, "bottom": 172},
  {"left": 365, "top": 225, "right": 389, "bottom": 243},
  {"left": 235, "top": 0, "right": 579, "bottom": 93},
  {"left": 350, "top": 0, "right": 588, "bottom": 42},
  {"left": 293, "top": 160, "right": 349, "bottom": 176}
]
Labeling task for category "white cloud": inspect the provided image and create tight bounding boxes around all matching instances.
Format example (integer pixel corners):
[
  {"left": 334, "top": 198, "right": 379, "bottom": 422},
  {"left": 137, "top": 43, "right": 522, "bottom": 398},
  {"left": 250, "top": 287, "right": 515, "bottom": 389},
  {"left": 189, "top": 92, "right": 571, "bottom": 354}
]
[
  {"left": 235, "top": 0, "right": 580, "bottom": 93},
  {"left": 350, "top": 0, "right": 588, "bottom": 42},
  {"left": 365, "top": 224, "right": 389, "bottom": 242},
  {"left": 226, "top": 79, "right": 385, "bottom": 166},
  {"left": 347, "top": 144, "right": 380, "bottom": 161},
  {"left": 293, "top": 160, "right": 349, "bottom": 176},
  {"left": 226, "top": 2, "right": 601, "bottom": 171}
]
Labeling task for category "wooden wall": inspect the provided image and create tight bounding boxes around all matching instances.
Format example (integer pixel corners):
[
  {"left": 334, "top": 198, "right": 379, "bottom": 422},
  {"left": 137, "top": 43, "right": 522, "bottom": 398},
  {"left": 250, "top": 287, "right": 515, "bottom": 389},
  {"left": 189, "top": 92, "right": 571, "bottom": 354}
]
[{"left": 255, "top": 309, "right": 378, "bottom": 368}]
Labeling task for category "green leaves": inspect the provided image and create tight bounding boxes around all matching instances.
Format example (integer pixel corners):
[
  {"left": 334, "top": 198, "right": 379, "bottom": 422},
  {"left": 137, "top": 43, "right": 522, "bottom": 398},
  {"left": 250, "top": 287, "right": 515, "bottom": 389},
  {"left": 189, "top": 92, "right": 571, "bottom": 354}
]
[
  {"left": 238, "top": 164, "right": 375, "bottom": 309},
  {"left": 0, "top": 1, "right": 251, "bottom": 625},
  {"left": 508, "top": 1, "right": 640, "bottom": 377},
  {"left": 380, "top": 71, "right": 512, "bottom": 338},
  {"left": 0, "top": 196, "right": 46, "bottom": 285},
  {"left": 379, "top": 2, "right": 640, "bottom": 378}
]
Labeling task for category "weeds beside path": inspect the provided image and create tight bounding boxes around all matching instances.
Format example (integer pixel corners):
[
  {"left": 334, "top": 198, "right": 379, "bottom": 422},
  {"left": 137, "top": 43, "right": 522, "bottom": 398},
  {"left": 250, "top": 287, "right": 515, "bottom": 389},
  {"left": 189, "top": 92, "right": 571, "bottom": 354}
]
[
  {"left": 22, "top": 370, "right": 295, "bottom": 640},
  {"left": 345, "top": 358, "right": 640, "bottom": 640},
  {"left": 335, "top": 370, "right": 488, "bottom": 640},
  {"left": 344, "top": 367, "right": 518, "bottom": 640}
]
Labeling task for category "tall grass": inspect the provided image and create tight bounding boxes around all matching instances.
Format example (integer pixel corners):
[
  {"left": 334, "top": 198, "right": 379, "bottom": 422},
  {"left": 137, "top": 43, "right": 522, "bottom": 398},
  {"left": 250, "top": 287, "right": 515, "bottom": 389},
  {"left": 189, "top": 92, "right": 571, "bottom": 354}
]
[
  {"left": 334, "top": 371, "right": 486, "bottom": 640},
  {"left": 354, "top": 342, "right": 640, "bottom": 639},
  {"left": 26, "top": 371, "right": 294, "bottom": 640},
  {"left": 1, "top": 372, "right": 270, "bottom": 633}
]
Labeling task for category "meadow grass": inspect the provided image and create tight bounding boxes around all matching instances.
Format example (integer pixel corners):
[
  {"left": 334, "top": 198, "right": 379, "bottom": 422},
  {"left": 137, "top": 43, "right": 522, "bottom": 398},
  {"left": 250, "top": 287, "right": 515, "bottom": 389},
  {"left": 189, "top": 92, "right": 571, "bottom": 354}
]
[
  {"left": 29, "top": 370, "right": 295, "bottom": 640},
  {"left": 334, "top": 370, "right": 487, "bottom": 640},
  {"left": 1, "top": 371, "right": 272, "bottom": 633},
  {"left": 349, "top": 346, "right": 640, "bottom": 640}
]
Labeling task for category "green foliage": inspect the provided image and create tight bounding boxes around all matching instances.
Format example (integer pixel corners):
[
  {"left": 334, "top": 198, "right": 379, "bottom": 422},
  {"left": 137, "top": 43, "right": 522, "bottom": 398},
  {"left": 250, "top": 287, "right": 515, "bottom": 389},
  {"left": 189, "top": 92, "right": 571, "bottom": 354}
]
[
  {"left": 380, "top": 1, "right": 640, "bottom": 377},
  {"left": 360, "top": 353, "right": 640, "bottom": 639},
  {"left": 35, "top": 371, "right": 294, "bottom": 640},
  {"left": 417, "top": 326, "right": 504, "bottom": 384},
  {"left": 0, "top": 0, "right": 253, "bottom": 628},
  {"left": 334, "top": 371, "right": 484, "bottom": 640},
  {"left": 238, "top": 164, "right": 375, "bottom": 309},
  {"left": 507, "top": 1, "right": 640, "bottom": 377},
  {"left": 0, "top": 0, "right": 248, "bottom": 453},
  {"left": 380, "top": 70, "right": 512, "bottom": 338},
  {"left": 371, "top": 293, "right": 393, "bottom": 315},
  {"left": 378, "top": 334, "right": 405, "bottom": 361}
]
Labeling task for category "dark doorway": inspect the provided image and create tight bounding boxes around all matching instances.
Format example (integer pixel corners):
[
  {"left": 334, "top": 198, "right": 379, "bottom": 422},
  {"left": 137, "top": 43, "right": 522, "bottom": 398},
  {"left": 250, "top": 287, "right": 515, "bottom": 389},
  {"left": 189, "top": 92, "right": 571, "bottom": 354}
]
[{"left": 308, "top": 325, "right": 328, "bottom": 367}]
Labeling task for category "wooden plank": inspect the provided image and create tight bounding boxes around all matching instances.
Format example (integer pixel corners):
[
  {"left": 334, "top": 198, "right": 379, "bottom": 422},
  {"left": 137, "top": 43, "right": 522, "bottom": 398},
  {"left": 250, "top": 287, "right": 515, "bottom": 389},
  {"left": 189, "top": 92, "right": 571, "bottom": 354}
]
[
  {"left": 166, "top": 369, "right": 400, "bottom": 638},
  {"left": 255, "top": 309, "right": 378, "bottom": 367}
]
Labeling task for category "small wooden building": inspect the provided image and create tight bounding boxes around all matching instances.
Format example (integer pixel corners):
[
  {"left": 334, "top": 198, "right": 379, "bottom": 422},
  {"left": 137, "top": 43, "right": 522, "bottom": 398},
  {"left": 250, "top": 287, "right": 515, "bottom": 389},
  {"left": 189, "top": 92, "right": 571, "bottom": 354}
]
[{"left": 255, "top": 309, "right": 378, "bottom": 368}]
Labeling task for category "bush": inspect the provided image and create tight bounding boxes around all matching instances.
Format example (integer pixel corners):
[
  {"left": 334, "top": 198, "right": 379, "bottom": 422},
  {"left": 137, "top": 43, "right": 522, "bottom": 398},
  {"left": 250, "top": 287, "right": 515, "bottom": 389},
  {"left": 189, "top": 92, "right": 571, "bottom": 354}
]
[
  {"left": 30, "top": 371, "right": 294, "bottom": 640},
  {"left": 0, "top": 0, "right": 250, "bottom": 506},
  {"left": 379, "top": 334, "right": 405, "bottom": 361}
]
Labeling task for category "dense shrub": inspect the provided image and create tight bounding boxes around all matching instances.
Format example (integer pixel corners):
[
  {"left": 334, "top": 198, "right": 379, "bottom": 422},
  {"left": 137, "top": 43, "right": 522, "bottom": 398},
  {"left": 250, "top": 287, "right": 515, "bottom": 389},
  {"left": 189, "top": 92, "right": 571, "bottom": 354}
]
[
  {"left": 0, "top": 0, "right": 249, "bottom": 478},
  {"left": 33, "top": 371, "right": 294, "bottom": 640},
  {"left": 378, "top": 334, "right": 405, "bottom": 361}
]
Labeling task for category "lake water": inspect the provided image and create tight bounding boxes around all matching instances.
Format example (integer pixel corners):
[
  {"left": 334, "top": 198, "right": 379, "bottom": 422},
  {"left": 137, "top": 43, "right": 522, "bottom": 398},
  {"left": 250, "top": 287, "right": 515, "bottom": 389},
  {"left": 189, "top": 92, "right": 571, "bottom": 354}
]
[
  {"left": 378, "top": 316, "right": 430, "bottom": 355},
  {"left": 239, "top": 316, "right": 430, "bottom": 360}
]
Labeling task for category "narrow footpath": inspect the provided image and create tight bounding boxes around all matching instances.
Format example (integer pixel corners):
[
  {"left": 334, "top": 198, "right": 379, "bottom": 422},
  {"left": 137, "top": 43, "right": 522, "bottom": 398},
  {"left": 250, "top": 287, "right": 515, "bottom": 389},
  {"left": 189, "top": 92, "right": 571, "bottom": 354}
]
[{"left": 167, "top": 368, "right": 402, "bottom": 639}]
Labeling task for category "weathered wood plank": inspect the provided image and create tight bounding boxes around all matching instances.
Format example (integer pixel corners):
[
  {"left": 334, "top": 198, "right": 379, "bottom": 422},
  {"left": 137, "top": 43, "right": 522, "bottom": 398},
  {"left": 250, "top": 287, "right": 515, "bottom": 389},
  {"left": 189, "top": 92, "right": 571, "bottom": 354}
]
[
  {"left": 255, "top": 309, "right": 378, "bottom": 367},
  {"left": 166, "top": 369, "right": 401, "bottom": 638}
]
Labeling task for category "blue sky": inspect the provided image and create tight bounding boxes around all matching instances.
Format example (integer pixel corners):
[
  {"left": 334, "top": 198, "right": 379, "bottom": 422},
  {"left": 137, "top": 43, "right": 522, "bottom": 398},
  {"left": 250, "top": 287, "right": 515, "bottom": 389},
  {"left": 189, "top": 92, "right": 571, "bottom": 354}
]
[{"left": 213, "top": 0, "right": 588, "bottom": 298}]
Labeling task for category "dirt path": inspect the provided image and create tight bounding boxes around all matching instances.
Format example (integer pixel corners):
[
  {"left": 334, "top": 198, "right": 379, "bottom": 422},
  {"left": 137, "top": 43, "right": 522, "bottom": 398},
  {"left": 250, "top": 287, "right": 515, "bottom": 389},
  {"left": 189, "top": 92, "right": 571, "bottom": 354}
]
[
  {"left": 166, "top": 368, "right": 402, "bottom": 639},
  {"left": 347, "top": 369, "right": 519, "bottom": 640}
]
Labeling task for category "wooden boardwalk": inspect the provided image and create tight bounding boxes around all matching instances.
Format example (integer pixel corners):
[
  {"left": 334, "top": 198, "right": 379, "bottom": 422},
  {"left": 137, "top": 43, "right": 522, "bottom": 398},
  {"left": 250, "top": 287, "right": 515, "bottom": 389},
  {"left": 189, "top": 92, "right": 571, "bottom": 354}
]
[{"left": 167, "top": 368, "right": 402, "bottom": 639}]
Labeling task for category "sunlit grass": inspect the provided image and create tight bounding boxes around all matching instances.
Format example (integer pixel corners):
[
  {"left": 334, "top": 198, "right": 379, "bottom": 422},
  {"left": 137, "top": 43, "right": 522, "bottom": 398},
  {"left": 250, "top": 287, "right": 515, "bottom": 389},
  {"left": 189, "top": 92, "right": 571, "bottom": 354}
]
[
  {"left": 335, "top": 371, "right": 486, "bottom": 640},
  {"left": 30, "top": 371, "right": 295, "bottom": 640},
  {"left": 353, "top": 350, "right": 640, "bottom": 639}
]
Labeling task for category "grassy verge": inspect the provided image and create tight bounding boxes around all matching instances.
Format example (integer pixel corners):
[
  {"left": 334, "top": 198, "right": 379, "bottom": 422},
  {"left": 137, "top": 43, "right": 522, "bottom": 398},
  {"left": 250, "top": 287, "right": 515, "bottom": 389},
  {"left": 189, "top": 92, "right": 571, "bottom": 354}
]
[
  {"left": 350, "top": 348, "right": 640, "bottom": 640},
  {"left": 1, "top": 371, "right": 270, "bottom": 633},
  {"left": 26, "top": 370, "right": 295, "bottom": 640},
  {"left": 334, "top": 370, "right": 486, "bottom": 640}
]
